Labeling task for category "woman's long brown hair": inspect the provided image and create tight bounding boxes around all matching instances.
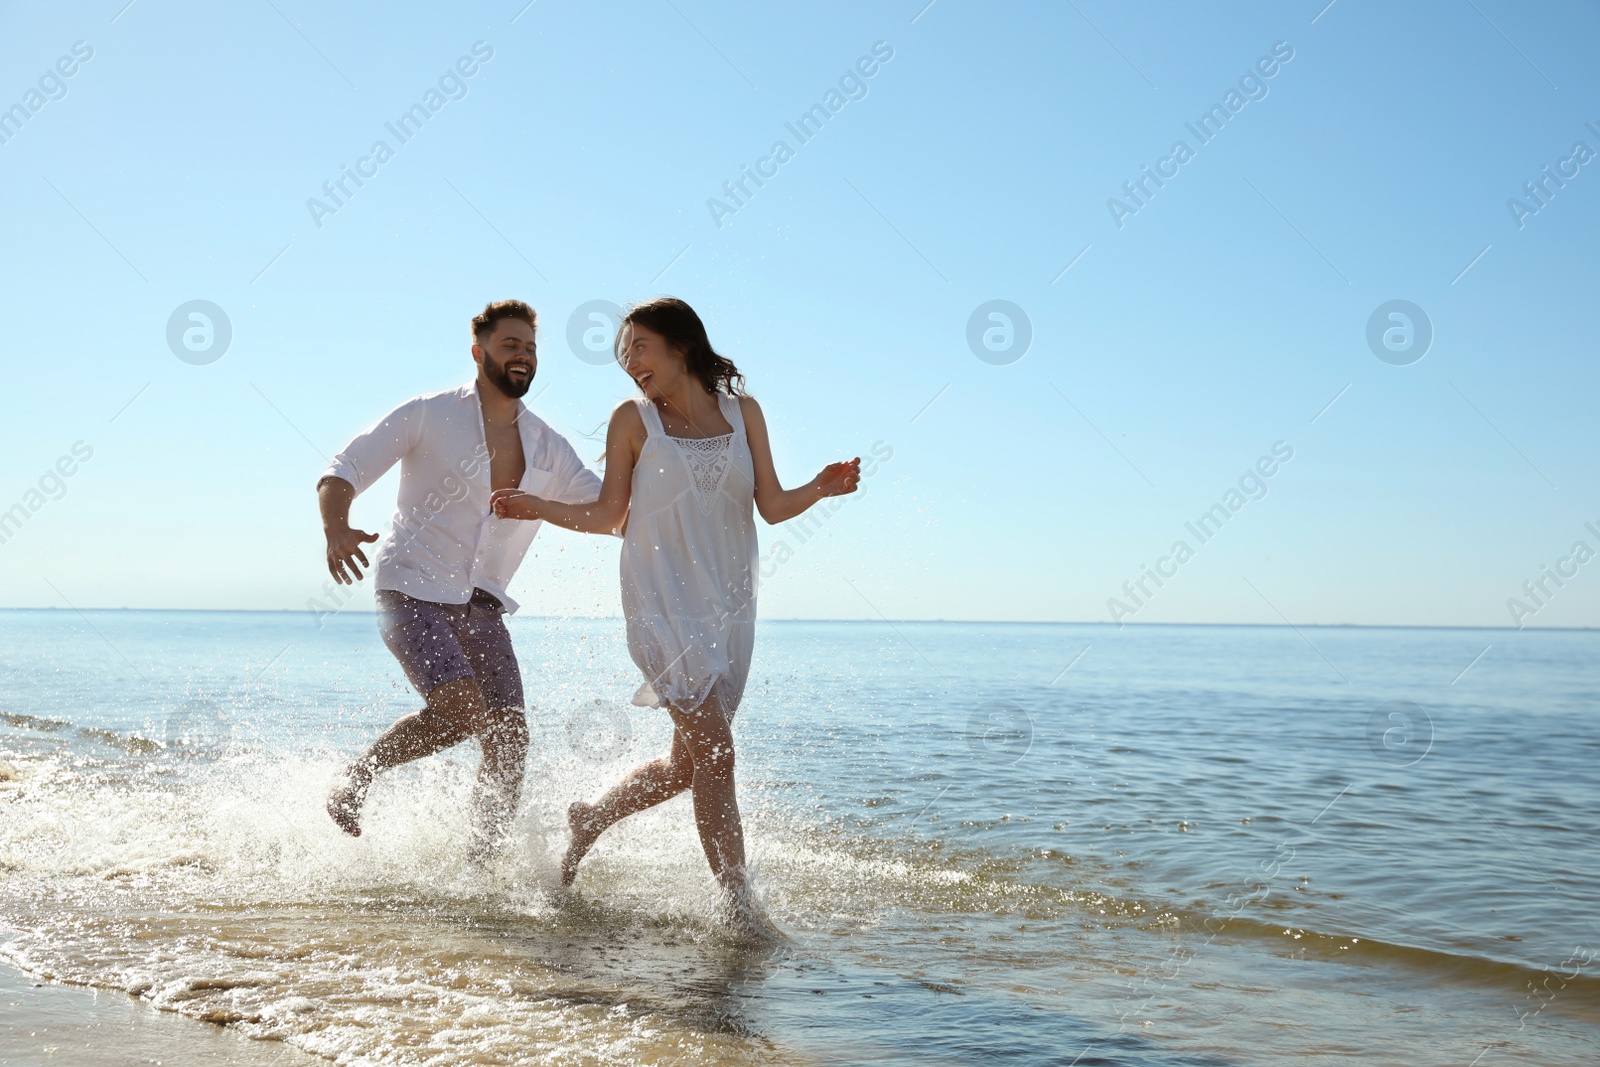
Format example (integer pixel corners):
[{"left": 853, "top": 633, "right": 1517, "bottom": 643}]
[{"left": 616, "top": 297, "right": 747, "bottom": 397}]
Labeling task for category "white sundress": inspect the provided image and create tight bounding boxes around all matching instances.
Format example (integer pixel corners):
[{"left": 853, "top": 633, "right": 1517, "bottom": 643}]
[{"left": 621, "top": 393, "right": 758, "bottom": 716}]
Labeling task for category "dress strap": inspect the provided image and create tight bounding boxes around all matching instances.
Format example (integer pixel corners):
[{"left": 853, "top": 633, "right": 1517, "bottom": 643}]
[
  {"left": 718, "top": 392, "right": 747, "bottom": 437},
  {"left": 636, "top": 397, "right": 665, "bottom": 438}
]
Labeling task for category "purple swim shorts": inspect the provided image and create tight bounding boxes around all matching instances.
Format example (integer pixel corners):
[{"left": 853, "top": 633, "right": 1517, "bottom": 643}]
[{"left": 375, "top": 587, "right": 523, "bottom": 711}]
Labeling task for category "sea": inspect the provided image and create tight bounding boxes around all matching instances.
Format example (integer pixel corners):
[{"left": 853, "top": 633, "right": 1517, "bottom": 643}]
[{"left": 1, "top": 608, "right": 1596, "bottom": 1066}]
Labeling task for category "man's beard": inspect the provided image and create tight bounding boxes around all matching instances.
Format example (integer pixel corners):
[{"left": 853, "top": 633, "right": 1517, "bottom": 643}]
[{"left": 485, "top": 353, "right": 534, "bottom": 398}]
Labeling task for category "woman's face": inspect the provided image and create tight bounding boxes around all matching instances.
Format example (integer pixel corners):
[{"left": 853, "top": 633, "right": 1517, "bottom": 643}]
[{"left": 617, "top": 322, "right": 684, "bottom": 398}]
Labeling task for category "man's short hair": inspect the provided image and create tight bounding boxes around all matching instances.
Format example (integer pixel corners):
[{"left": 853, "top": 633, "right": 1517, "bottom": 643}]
[{"left": 472, "top": 299, "right": 537, "bottom": 345}]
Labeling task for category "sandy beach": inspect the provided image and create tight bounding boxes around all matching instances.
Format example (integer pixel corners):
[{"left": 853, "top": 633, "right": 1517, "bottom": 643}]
[{"left": 0, "top": 961, "right": 320, "bottom": 1067}]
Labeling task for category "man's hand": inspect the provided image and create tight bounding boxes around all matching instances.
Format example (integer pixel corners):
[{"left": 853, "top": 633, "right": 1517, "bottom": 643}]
[
  {"left": 317, "top": 476, "right": 375, "bottom": 584},
  {"left": 326, "top": 525, "right": 379, "bottom": 584},
  {"left": 490, "top": 488, "right": 545, "bottom": 520}
]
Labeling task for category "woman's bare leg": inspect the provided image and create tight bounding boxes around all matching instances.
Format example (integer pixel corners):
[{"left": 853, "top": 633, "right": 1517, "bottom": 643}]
[
  {"left": 562, "top": 729, "right": 693, "bottom": 885},
  {"left": 668, "top": 697, "right": 746, "bottom": 891}
]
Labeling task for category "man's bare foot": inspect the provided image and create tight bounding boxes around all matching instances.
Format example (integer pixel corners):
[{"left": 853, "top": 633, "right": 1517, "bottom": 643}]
[
  {"left": 561, "top": 801, "right": 603, "bottom": 887},
  {"left": 465, "top": 831, "right": 495, "bottom": 871},
  {"left": 326, "top": 776, "right": 366, "bottom": 837}
]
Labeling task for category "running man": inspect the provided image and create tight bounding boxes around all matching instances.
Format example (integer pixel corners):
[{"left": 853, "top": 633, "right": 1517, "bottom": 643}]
[{"left": 316, "top": 299, "right": 601, "bottom": 850}]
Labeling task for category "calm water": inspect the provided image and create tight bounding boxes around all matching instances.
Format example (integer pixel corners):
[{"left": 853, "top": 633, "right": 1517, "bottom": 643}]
[{"left": 1, "top": 609, "right": 1597, "bottom": 1065}]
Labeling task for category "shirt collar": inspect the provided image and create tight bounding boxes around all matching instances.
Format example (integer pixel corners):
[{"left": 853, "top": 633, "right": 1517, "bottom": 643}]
[{"left": 467, "top": 377, "right": 542, "bottom": 444}]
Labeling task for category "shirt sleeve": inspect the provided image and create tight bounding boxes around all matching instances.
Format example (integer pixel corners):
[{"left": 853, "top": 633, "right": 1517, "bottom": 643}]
[
  {"left": 543, "top": 430, "right": 604, "bottom": 506},
  {"left": 320, "top": 396, "right": 424, "bottom": 496}
]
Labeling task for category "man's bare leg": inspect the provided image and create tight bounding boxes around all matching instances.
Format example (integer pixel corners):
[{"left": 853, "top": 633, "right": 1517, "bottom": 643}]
[
  {"left": 470, "top": 704, "right": 530, "bottom": 855},
  {"left": 562, "top": 729, "right": 693, "bottom": 886},
  {"left": 327, "top": 677, "right": 488, "bottom": 836}
]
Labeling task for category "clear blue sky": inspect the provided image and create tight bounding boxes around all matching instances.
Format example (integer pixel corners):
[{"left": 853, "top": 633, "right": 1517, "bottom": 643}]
[{"left": 1, "top": 0, "right": 1596, "bottom": 627}]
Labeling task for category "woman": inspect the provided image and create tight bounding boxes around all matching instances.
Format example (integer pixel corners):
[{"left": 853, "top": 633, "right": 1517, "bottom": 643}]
[{"left": 489, "top": 296, "right": 859, "bottom": 910}]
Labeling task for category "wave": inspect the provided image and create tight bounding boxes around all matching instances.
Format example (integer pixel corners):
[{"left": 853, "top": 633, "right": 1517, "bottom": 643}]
[
  {"left": 5, "top": 712, "right": 1599, "bottom": 1065},
  {"left": 5, "top": 714, "right": 1593, "bottom": 998}
]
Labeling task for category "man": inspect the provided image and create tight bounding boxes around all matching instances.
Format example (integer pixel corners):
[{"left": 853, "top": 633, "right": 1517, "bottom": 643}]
[{"left": 317, "top": 299, "right": 600, "bottom": 849}]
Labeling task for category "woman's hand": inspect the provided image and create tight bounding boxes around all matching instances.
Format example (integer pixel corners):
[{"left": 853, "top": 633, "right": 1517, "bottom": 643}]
[
  {"left": 813, "top": 458, "right": 861, "bottom": 499},
  {"left": 489, "top": 488, "right": 544, "bottom": 521}
]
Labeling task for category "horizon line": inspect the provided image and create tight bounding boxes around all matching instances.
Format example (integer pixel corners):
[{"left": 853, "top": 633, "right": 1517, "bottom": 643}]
[{"left": 0, "top": 606, "right": 1594, "bottom": 633}]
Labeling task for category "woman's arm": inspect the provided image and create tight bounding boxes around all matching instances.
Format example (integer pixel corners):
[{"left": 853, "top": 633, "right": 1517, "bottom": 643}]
[
  {"left": 740, "top": 396, "right": 861, "bottom": 525},
  {"left": 490, "top": 403, "right": 642, "bottom": 534}
]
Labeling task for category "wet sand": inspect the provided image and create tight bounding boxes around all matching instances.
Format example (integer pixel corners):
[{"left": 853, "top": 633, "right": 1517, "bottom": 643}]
[{"left": 0, "top": 962, "right": 323, "bottom": 1066}]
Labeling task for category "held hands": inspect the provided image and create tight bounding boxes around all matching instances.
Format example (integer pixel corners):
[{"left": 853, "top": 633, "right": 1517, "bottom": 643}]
[
  {"left": 489, "top": 488, "right": 544, "bottom": 521},
  {"left": 325, "top": 526, "right": 379, "bottom": 585},
  {"left": 813, "top": 457, "right": 862, "bottom": 499}
]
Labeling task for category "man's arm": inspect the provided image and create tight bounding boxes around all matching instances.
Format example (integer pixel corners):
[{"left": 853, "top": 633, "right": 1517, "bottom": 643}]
[
  {"left": 490, "top": 402, "right": 640, "bottom": 534},
  {"left": 316, "top": 398, "right": 420, "bottom": 584},
  {"left": 318, "top": 476, "right": 379, "bottom": 584},
  {"left": 544, "top": 415, "right": 619, "bottom": 534}
]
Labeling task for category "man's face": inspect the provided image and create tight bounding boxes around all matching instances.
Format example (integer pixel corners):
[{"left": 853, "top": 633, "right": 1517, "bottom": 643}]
[{"left": 474, "top": 318, "right": 536, "bottom": 398}]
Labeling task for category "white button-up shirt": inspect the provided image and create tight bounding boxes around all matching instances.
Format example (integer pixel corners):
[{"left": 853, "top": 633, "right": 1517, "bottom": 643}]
[{"left": 321, "top": 381, "right": 601, "bottom": 613}]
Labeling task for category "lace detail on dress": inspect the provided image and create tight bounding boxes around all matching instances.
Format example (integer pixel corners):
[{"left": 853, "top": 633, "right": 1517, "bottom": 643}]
[{"left": 671, "top": 433, "right": 734, "bottom": 515}]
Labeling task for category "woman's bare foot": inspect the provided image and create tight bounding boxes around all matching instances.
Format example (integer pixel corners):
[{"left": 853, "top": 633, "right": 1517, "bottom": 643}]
[
  {"left": 561, "top": 801, "right": 604, "bottom": 886},
  {"left": 716, "top": 876, "right": 785, "bottom": 944},
  {"left": 326, "top": 774, "right": 367, "bottom": 837}
]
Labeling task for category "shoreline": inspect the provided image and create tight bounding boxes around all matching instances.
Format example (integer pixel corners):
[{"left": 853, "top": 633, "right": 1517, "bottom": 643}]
[
  {"left": 0, "top": 606, "right": 1595, "bottom": 632},
  {"left": 0, "top": 961, "right": 323, "bottom": 1066}
]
